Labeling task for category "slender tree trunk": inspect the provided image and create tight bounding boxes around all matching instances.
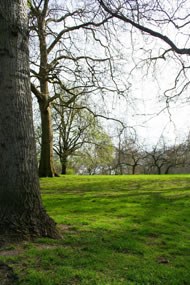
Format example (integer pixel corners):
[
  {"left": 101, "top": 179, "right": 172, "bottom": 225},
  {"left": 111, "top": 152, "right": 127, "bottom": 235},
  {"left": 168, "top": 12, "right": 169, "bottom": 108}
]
[
  {"left": 39, "top": 97, "right": 57, "bottom": 177},
  {"left": 165, "top": 165, "right": 172, "bottom": 174},
  {"left": 0, "top": 0, "right": 60, "bottom": 241},
  {"left": 61, "top": 155, "right": 68, "bottom": 175},
  {"left": 37, "top": 15, "right": 57, "bottom": 177},
  {"left": 157, "top": 167, "right": 161, "bottom": 175}
]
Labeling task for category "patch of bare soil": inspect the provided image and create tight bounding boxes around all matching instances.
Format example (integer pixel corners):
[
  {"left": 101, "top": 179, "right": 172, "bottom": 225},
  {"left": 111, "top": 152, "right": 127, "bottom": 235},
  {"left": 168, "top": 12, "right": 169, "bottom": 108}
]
[
  {"left": 147, "top": 234, "right": 161, "bottom": 245},
  {"left": 35, "top": 244, "right": 59, "bottom": 250},
  {"left": 0, "top": 243, "right": 25, "bottom": 258},
  {"left": 0, "top": 249, "right": 21, "bottom": 257},
  {"left": 58, "top": 224, "right": 77, "bottom": 232},
  {"left": 157, "top": 256, "right": 169, "bottom": 264}
]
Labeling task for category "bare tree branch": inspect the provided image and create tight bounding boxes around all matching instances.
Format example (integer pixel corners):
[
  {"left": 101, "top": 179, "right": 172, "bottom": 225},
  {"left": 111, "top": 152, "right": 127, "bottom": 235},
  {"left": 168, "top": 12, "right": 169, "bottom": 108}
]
[{"left": 98, "top": 0, "right": 190, "bottom": 55}]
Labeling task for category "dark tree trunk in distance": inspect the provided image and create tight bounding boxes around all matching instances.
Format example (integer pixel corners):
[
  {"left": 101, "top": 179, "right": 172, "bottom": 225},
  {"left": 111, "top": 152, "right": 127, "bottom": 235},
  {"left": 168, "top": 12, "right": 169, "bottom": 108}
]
[
  {"left": 132, "top": 165, "right": 136, "bottom": 175},
  {"left": 61, "top": 156, "right": 68, "bottom": 175}
]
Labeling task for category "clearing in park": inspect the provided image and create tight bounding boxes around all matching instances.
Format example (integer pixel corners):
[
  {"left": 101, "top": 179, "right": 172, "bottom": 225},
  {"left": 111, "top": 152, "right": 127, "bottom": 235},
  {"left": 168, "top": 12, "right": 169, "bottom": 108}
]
[{"left": 1, "top": 174, "right": 190, "bottom": 284}]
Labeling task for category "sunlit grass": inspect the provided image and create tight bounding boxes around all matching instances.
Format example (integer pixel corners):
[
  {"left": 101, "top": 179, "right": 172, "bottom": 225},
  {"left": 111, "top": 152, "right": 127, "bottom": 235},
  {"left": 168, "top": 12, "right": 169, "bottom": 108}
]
[{"left": 1, "top": 174, "right": 190, "bottom": 284}]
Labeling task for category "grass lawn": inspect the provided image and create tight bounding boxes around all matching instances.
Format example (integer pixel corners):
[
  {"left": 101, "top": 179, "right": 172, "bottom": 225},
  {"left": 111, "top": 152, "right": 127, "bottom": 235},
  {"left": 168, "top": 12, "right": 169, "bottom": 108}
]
[{"left": 1, "top": 174, "right": 190, "bottom": 284}]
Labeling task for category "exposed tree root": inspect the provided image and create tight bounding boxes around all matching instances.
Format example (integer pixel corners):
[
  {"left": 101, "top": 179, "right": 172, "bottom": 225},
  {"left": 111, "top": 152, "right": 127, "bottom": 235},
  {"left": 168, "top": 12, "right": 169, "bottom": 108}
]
[{"left": 0, "top": 208, "right": 61, "bottom": 243}]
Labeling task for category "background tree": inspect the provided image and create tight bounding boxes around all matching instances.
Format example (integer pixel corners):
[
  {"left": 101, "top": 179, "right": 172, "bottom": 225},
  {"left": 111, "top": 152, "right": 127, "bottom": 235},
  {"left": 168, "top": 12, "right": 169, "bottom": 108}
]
[
  {"left": 145, "top": 145, "right": 167, "bottom": 175},
  {"left": 73, "top": 126, "right": 114, "bottom": 175},
  {"left": 112, "top": 129, "right": 143, "bottom": 175},
  {"left": 163, "top": 143, "right": 186, "bottom": 174},
  {"left": 142, "top": 136, "right": 188, "bottom": 174},
  {"left": 114, "top": 129, "right": 125, "bottom": 175},
  {"left": 29, "top": 0, "right": 125, "bottom": 177},
  {"left": 121, "top": 138, "right": 145, "bottom": 175},
  {"left": 52, "top": 91, "right": 104, "bottom": 174},
  {"left": 0, "top": 0, "right": 59, "bottom": 241}
]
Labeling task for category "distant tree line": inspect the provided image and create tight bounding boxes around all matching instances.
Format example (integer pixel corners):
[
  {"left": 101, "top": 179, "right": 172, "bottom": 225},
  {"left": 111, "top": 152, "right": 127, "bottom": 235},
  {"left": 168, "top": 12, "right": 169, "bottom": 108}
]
[
  {"left": 35, "top": 106, "right": 190, "bottom": 175},
  {"left": 112, "top": 136, "right": 190, "bottom": 175},
  {"left": 70, "top": 134, "right": 190, "bottom": 175}
]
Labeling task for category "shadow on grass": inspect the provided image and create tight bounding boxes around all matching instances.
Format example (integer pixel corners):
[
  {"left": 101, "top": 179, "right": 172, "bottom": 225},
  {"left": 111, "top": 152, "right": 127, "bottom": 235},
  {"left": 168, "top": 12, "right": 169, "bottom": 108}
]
[{"left": 1, "top": 175, "right": 190, "bottom": 284}]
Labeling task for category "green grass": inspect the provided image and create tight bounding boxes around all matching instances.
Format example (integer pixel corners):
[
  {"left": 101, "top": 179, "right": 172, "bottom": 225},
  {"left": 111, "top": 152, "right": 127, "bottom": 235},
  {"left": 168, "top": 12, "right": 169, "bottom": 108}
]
[{"left": 1, "top": 174, "right": 190, "bottom": 284}]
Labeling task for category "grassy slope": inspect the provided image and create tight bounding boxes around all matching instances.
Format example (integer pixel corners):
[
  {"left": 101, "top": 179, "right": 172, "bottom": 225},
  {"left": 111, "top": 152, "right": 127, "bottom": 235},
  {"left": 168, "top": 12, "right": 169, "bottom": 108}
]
[{"left": 1, "top": 175, "right": 190, "bottom": 284}]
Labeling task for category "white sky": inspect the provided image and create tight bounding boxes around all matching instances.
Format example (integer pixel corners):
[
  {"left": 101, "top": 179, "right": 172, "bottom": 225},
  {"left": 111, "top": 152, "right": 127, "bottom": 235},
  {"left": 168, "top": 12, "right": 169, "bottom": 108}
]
[
  {"left": 31, "top": 0, "right": 190, "bottom": 148},
  {"left": 104, "top": 65, "right": 190, "bottom": 147},
  {"left": 102, "top": 14, "right": 190, "bottom": 147}
]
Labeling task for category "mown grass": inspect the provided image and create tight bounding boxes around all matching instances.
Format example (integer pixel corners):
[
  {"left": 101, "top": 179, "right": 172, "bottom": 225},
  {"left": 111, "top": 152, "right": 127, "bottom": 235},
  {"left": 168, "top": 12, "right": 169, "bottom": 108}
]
[{"left": 1, "top": 174, "right": 190, "bottom": 284}]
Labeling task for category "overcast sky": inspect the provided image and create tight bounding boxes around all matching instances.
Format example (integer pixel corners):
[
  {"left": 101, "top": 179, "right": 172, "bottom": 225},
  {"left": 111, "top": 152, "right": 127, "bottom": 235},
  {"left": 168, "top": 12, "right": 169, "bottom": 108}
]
[
  {"left": 105, "top": 61, "right": 190, "bottom": 147},
  {"left": 31, "top": 0, "right": 190, "bottom": 148}
]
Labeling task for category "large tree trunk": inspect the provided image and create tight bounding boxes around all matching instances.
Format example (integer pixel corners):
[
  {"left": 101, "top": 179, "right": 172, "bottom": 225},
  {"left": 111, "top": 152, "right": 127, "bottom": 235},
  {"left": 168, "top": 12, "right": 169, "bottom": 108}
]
[{"left": 0, "top": 0, "right": 60, "bottom": 242}]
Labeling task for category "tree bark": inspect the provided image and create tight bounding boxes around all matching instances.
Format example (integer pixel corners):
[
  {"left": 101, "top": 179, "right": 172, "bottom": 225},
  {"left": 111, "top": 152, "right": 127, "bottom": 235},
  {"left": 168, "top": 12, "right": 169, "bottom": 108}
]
[
  {"left": 61, "top": 163, "right": 67, "bottom": 175},
  {"left": 31, "top": 7, "right": 57, "bottom": 177},
  {"left": 132, "top": 165, "right": 136, "bottom": 175},
  {"left": 61, "top": 155, "right": 68, "bottom": 175},
  {"left": 157, "top": 167, "right": 162, "bottom": 175},
  {"left": 0, "top": 0, "right": 60, "bottom": 241},
  {"left": 165, "top": 165, "right": 172, "bottom": 174},
  {"left": 38, "top": 97, "right": 57, "bottom": 177}
]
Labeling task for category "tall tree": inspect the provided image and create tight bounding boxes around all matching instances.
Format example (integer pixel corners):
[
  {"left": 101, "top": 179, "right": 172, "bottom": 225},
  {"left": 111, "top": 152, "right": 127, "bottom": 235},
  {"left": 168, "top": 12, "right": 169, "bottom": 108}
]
[
  {"left": 0, "top": 0, "right": 60, "bottom": 241},
  {"left": 29, "top": 0, "right": 127, "bottom": 177},
  {"left": 122, "top": 138, "right": 144, "bottom": 175},
  {"left": 75, "top": 127, "right": 114, "bottom": 175},
  {"left": 53, "top": 93, "right": 100, "bottom": 175},
  {"left": 144, "top": 137, "right": 187, "bottom": 174}
]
